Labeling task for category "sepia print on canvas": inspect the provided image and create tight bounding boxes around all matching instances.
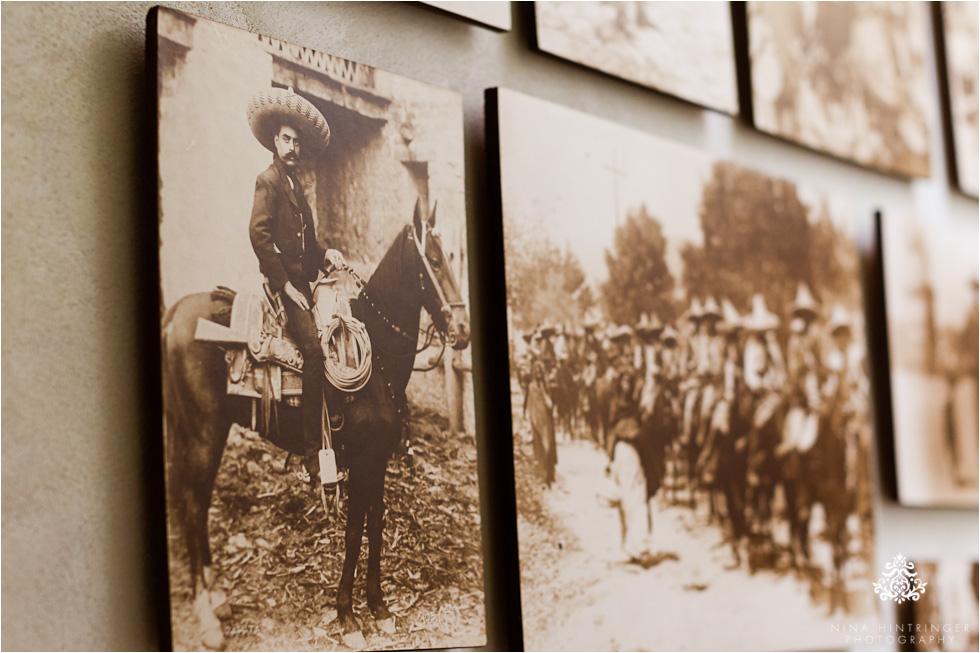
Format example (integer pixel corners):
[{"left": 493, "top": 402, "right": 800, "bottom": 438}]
[
  {"left": 941, "top": 1, "right": 980, "bottom": 198},
  {"left": 495, "top": 88, "right": 878, "bottom": 651},
  {"left": 749, "top": 1, "right": 931, "bottom": 178},
  {"left": 535, "top": 1, "right": 738, "bottom": 114},
  {"left": 881, "top": 212, "right": 979, "bottom": 508},
  {"left": 154, "top": 8, "right": 484, "bottom": 651}
]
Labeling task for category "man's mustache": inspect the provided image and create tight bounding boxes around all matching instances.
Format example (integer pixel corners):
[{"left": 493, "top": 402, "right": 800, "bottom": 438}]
[{"left": 283, "top": 152, "right": 299, "bottom": 161}]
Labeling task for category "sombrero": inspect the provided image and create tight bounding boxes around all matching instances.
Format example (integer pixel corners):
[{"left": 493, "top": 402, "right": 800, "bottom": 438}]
[
  {"left": 743, "top": 294, "right": 779, "bottom": 332},
  {"left": 660, "top": 326, "right": 679, "bottom": 347},
  {"left": 720, "top": 299, "right": 743, "bottom": 333},
  {"left": 791, "top": 283, "right": 819, "bottom": 321},
  {"left": 701, "top": 296, "right": 722, "bottom": 321},
  {"left": 635, "top": 313, "right": 664, "bottom": 337},
  {"left": 247, "top": 87, "right": 331, "bottom": 157},
  {"left": 609, "top": 325, "right": 633, "bottom": 343},
  {"left": 687, "top": 298, "right": 704, "bottom": 322},
  {"left": 538, "top": 323, "right": 557, "bottom": 338},
  {"left": 827, "top": 305, "right": 851, "bottom": 337}
]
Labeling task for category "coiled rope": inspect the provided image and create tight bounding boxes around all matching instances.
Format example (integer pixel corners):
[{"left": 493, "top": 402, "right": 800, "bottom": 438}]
[{"left": 321, "top": 310, "right": 372, "bottom": 392}]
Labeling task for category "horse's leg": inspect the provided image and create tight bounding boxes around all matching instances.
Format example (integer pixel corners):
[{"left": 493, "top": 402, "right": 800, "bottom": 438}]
[
  {"left": 365, "top": 461, "right": 394, "bottom": 632},
  {"left": 165, "top": 309, "right": 231, "bottom": 652},
  {"left": 337, "top": 463, "right": 369, "bottom": 641},
  {"left": 171, "top": 408, "right": 228, "bottom": 652}
]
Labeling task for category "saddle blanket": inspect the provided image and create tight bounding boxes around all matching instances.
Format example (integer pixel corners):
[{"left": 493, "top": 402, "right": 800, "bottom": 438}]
[{"left": 195, "top": 291, "right": 304, "bottom": 403}]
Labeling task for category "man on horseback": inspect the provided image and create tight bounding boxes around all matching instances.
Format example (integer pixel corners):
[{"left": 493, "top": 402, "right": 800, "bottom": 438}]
[
  {"left": 781, "top": 284, "right": 822, "bottom": 456},
  {"left": 246, "top": 87, "right": 346, "bottom": 471}
]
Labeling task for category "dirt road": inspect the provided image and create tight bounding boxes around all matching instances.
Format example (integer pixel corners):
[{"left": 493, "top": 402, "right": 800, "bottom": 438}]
[{"left": 517, "top": 438, "right": 877, "bottom": 651}]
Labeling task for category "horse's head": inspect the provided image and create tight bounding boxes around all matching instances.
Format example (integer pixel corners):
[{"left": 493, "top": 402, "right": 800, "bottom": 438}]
[{"left": 411, "top": 200, "right": 470, "bottom": 350}]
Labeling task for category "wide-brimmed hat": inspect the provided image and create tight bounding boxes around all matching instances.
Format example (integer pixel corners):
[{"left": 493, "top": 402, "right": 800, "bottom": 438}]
[
  {"left": 701, "top": 296, "right": 722, "bottom": 321},
  {"left": 635, "top": 313, "right": 664, "bottom": 337},
  {"left": 660, "top": 326, "right": 679, "bottom": 347},
  {"left": 247, "top": 87, "right": 331, "bottom": 157},
  {"left": 828, "top": 305, "right": 851, "bottom": 337},
  {"left": 687, "top": 298, "right": 704, "bottom": 322},
  {"left": 538, "top": 323, "right": 557, "bottom": 338},
  {"left": 791, "top": 283, "right": 819, "bottom": 321},
  {"left": 720, "top": 299, "right": 743, "bottom": 333},
  {"left": 743, "top": 294, "right": 779, "bottom": 332},
  {"left": 608, "top": 325, "right": 633, "bottom": 343}
]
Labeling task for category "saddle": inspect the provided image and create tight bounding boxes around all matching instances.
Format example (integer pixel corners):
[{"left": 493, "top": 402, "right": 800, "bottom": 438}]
[
  {"left": 194, "top": 288, "right": 304, "bottom": 406},
  {"left": 195, "top": 279, "right": 368, "bottom": 417}
]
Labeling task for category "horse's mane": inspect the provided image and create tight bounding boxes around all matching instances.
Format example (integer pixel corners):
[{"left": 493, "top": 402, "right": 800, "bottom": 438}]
[
  {"left": 362, "top": 225, "right": 416, "bottom": 307},
  {"left": 354, "top": 223, "right": 423, "bottom": 401}
]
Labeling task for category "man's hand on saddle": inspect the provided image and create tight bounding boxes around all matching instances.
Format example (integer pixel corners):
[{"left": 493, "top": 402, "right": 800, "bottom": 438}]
[
  {"left": 324, "top": 248, "right": 347, "bottom": 272},
  {"left": 283, "top": 281, "right": 310, "bottom": 311}
]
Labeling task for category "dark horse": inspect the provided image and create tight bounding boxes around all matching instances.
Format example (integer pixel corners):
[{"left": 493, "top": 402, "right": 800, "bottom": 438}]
[{"left": 162, "top": 202, "right": 470, "bottom": 649}]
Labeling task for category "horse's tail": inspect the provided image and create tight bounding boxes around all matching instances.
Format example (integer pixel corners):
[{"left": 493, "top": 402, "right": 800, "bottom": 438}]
[{"left": 161, "top": 290, "right": 234, "bottom": 487}]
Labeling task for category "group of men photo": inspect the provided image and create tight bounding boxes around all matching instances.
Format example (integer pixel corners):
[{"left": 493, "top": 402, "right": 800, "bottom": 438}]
[{"left": 514, "top": 284, "right": 873, "bottom": 605}]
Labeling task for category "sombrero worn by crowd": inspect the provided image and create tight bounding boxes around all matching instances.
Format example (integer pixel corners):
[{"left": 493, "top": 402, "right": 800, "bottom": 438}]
[
  {"left": 828, "top": 305, "right": 852, "bottom": 337},
  {"left": 247, "top": 87, "right": 331, "bottom": 156},
  {"left": 744, "top": 294, "right": 780, "bottom": 332},
  {"left": 701, "top": 296, "right": 722, "bottom": 322},
  {"left": 720, "top": 299, "right": 743, "bottom": 335},
  {"left": 636, "top": 313, "right": 664, "bottom": 338},
  {"left": 687, "top": 297, "right": 704, "bottom": 322},
  {"left": 791, "top": 283, "right": 819, "bottom": 322}
]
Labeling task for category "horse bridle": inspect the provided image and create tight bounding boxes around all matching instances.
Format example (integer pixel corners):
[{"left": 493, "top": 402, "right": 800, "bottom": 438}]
[
  {"left": 408, "top": 220, "right": 465, "bottom": 347},
  {"left": 344, "top": 221, "right": 464, "bottom": 350}
]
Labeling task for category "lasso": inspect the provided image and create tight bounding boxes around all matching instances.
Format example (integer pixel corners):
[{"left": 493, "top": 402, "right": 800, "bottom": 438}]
[{"left": 321, "top": 308, "right": 372, "bottom": 392}]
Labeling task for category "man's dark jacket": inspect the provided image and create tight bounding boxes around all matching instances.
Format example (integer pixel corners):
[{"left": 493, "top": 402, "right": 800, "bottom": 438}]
[{"left": 249, "top": 157, "right": 325, "bottom": 297}]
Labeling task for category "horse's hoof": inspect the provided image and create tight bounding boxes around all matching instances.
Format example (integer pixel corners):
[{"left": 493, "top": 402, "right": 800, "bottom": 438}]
[
  {"left": 376, "top": 617, "right": 396, "bottom": 635},
  {"left": 202, "top": 625, "right": 225, "bottom": 651},
  {"left": 342, "top": 630, "right": 367, "bottom": 649},
  {"left": 211, "top": 590, "right": 232, "bottom": 621}
]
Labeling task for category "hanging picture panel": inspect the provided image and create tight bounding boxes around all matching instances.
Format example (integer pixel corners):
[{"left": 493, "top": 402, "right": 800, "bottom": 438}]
[
  {"left": 534, "top": 1, "right": 738, "bottom": 114},
  {"left": 748, "top": 1, "right": 931, "bottom": 178},
  {"left": 152, "top": 8, "right": 485, "bottom": 650},
  {"left": 492, "top": 87, "right": 878, "bottom": 651},
  {"left": 881, "top": 211, "right": 979, "bottom": 508}
]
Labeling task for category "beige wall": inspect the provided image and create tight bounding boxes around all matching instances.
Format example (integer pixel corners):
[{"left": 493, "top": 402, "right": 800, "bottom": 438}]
[{"left": 2, "top": 2, "right": 977, "bottom": 650}]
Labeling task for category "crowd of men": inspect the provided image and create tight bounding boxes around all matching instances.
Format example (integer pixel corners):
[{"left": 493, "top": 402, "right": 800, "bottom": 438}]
[{"left": 515, "top": 284, "right": 873, "bottom": 598}]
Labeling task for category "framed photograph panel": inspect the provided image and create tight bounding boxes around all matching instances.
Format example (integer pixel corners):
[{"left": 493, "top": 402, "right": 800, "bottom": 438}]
[
  {"left": 153, "top": 8, "right": 485, "bottom": 650},
  {"left": 749, "top": 1, "right": 931, "bottom": 178},
  {"left": 881, "top": 212, "right": 979, "bottom": 508},
  {"left": 534, "top": 1, "right": 738, "bottom": 114},
  {"left": 492, "top": 87, "right": 878, "bottom": 651}
]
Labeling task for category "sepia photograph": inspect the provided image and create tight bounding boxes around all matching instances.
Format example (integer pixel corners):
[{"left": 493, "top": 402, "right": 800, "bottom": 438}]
[
  {"left": 898, "top": 560, "right": 979, "bottom": 652},
  {"left": 881, "top": 212, "right": 979, "bottom": 508},
  {"left": 749, "top": 1, "right": 931, "bottom": 178},
  {"left": 155, "top": 8, "right": 484, "bottom": 651},
  {"left": 495, "top": 88, "right": 877, "bottom": 651},
  {"left": 534, "top": 1, "right": 738, "bottom": 114},
  {"left": 941, "top": 0, "right": 979, "bottom": 198}
]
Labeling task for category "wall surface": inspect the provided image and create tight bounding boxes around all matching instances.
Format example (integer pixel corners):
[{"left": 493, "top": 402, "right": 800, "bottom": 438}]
[{"left": 2, "top": 2, "right": 977, "bottom": 651}]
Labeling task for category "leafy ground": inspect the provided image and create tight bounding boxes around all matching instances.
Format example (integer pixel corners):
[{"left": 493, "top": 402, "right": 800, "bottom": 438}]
[{"left": 166, "top": 405, "right": 485, "bottom": 651}]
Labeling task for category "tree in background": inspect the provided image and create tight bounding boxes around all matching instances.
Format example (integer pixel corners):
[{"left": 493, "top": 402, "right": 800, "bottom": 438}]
[
  {"left": 503, "top": 216, "right": 591, "bottom": 331},
  {"left": 681, "top": 160, "right": 813, "bottom": 317},
  {"left": 601, "top": 204, "right": 676, "bottom": 326}
]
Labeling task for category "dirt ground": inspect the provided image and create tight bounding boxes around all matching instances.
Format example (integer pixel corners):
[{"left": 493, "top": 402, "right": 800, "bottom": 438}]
[
  {"left": 513, "top": 388, "right": 878, "bottom": 652},
  {"left": 165, "top": 406, "right": 485, "bottom": 651}
]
